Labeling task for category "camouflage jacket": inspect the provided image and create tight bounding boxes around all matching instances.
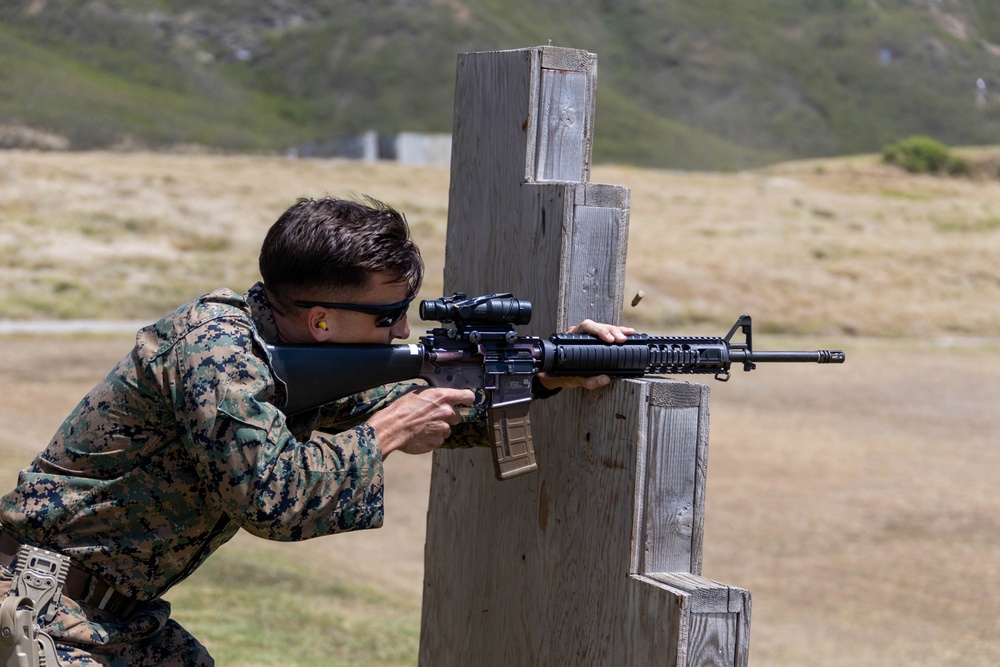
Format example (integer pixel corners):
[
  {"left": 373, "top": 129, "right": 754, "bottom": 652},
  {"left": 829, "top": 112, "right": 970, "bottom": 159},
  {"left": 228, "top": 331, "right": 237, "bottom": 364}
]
[{"left": 0, "top": 282, "right": 489, "bottom": 601}]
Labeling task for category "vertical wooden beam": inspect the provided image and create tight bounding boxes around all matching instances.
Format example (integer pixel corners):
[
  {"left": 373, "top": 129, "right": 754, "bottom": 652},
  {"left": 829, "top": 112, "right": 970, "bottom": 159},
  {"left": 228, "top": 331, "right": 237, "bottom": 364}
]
[
  {"left": 420, "top": 45, "right": 750, "bottom": 666},
  {"left": 534, "top": 69, "right": 588, "bottom": 182},
  {"left": 635, "top": 381, "right": 710, "bottom": 575}
]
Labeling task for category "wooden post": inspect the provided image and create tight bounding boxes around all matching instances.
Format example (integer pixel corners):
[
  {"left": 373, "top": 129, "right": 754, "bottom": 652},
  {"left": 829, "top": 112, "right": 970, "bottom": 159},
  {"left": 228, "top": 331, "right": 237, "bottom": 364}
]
[{"left": 420, "top": 46, "right": 750, "bottom": 666}]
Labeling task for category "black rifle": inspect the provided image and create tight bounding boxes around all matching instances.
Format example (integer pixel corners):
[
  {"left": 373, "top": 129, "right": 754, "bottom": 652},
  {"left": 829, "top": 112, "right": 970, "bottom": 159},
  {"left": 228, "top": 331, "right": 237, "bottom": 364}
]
[{"left": 268, "top": 293, "right": 845, "bottom": 480}]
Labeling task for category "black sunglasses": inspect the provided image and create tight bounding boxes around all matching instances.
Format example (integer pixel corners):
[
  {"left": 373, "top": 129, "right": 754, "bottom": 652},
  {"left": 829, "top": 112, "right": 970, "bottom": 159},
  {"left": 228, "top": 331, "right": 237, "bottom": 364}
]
[{"left": 293, "top": 296, "right": 414, "bottom": 328}]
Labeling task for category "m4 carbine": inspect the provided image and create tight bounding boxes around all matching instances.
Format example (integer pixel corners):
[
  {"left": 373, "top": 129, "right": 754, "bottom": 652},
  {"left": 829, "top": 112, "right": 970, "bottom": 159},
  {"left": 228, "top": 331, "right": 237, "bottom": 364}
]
[{"left": 268, "top": 293, "right": 845, "bottom": 480}]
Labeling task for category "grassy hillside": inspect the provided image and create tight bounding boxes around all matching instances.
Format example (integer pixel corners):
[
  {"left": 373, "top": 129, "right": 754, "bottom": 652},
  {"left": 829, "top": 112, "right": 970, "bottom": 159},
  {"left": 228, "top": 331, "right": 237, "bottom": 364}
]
[
  {"left": 3, "top": 0, "right": 1000, "bottom": 168},
  {"left": 0, "top": 16, "right": 303, "bottom": 150}
]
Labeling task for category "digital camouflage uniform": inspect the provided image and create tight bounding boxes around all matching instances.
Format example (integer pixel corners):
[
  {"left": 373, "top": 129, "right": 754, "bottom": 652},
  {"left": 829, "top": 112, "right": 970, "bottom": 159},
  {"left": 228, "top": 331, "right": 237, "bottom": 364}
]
[{"left": 0, "top": 282, "right": 489, "bottom": 666}]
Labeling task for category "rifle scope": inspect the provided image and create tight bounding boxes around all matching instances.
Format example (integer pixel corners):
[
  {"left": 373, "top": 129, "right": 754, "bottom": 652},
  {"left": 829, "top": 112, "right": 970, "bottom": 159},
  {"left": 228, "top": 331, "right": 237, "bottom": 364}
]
[{"left": 420, "top": 293, "right": 532, "bottom": 326}]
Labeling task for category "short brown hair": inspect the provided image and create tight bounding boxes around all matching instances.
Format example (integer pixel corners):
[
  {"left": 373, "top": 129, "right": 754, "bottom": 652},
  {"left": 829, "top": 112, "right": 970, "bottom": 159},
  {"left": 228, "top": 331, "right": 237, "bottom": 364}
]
[{"left": 259, "top": 196, "right": 423, "bottom": 307}]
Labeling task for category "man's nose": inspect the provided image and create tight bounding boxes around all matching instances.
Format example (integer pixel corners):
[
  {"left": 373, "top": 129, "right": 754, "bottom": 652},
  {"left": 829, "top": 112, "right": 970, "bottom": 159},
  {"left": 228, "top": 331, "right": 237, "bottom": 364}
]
[{"left": 390, "top": 315, "right": 410, "bottom": 340}]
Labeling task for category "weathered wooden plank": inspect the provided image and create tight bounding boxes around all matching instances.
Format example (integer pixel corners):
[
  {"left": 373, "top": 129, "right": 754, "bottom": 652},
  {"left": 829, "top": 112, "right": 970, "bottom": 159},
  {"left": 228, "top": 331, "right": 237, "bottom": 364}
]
[
  {"left": 578, "top": 181, "right": 631, "bottom": 208},
  {"left": 639, "top": 382, "right": 709, "bottom": 575},
  {"left": 641, "top": 382, "right": 711, "bottom": 574},
  {"left": 647, "top": 573, "right": 752, "bottom": 667},
  {"left": 421, "top": 380, "right": 651, "bottom": 663},
  {"left": 540, "top": 45, "right": 594, "bottom": 72},
  {"left": 535, "top": 68, "right": 588, "bottom": 182},
  {"left": 625, "top": 574, "right": 686, "bottom": 665},
  {"left": 653, "top": 572, "right": 744, "bottom": 613},
  {"left": 421, "top": 382, "right": 720, "bottom": 665},
  {"left": 424, "top": 47, "right": 624, "bottom": 665},
  {"left": 564, "top": 205, "right": 623, "bottom": 326},
  {"left": 444, "top": 48, "right": 569, "bottom": 327},
  {"left": 689, "top": 613, "right": 739, "bottom": 667},
  {"left": 447, "top": 48, "right": 541, "bottom": 228},
  {"left": 539, "top": 47, "right": 597, "bottom": 183},
  {"left": 644, "top": 402, "right": 700, "bottom": 573},
  {"left": 421, "top": 44, "right": 749, "bottom": 667}
]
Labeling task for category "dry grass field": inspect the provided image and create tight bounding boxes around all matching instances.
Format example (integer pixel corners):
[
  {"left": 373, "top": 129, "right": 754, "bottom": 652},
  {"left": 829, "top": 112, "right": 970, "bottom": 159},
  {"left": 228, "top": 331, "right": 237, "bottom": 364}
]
[{"left": 1, "top": 150, "right": 998, "bottom": 665}]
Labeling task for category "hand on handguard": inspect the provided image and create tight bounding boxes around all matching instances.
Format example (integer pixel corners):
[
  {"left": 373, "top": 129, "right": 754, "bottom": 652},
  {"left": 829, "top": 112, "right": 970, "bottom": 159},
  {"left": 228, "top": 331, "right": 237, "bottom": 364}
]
[{"left": 536, "top": 319, "right": 636, "bottom": 391}]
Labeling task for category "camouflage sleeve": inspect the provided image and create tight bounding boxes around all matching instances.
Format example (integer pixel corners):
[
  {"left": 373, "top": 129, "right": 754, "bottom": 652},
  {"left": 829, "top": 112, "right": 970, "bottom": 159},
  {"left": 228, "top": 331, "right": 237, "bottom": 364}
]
[{"left": 169, "top": 319, "right": 385, "bottom": 541}]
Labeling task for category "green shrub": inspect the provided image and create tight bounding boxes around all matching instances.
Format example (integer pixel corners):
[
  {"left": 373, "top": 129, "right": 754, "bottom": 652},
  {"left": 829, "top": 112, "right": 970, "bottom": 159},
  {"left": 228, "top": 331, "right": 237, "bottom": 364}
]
[{"left": 882, "top": 136, "right": 969, "bottom": 175}]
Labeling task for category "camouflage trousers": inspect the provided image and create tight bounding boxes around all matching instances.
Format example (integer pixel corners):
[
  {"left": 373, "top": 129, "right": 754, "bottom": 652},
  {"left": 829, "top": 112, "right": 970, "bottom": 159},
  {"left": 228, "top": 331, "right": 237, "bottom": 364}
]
[{"left": 0, "top": 577, "right": 213, "bottom": 666}]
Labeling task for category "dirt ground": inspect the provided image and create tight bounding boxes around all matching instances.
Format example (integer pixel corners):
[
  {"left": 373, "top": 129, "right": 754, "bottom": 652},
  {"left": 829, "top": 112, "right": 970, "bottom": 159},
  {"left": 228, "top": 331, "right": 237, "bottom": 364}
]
[{"left": 1, "top": 333, "right": 998, "bottom": 666}]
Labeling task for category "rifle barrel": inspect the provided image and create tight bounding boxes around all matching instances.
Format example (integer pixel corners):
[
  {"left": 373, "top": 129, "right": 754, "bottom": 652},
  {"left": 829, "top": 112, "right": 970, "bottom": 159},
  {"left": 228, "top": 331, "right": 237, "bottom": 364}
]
[{"left": 729, "top": 349, "right": 846, "bottom": 364}]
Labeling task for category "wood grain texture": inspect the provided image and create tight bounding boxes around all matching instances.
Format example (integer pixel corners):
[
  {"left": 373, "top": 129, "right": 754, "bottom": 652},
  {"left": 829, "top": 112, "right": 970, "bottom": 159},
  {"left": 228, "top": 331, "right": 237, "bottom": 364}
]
[
  {"left": 422, "top": 382, "right": 705, "bottom": 665},
  {"left": 534, "top": 69, "right": 588, "bottom": 182},
  {"left": 421, "top": 45, "right": 749, "bottom": 667},
  {"left": 443, "top": 48, "right": 568, "bottom": 329},
  {"left": 540, "top": 46, "right": 594, "bottom": 72},
  {"left": 537, "top": 47, "right": 596, "bottom": 184},
  {"left": 644, "top": 402, "right": 701, "bottom": 573},
  {"left": 650, "top": 573, "right": 753, "bottom": 667},
  {"left": 564, "top": 205, "right": 623, "bottom": 326},
  {"left": 640, "top": 381, "right": 711, "bottom": 576}
]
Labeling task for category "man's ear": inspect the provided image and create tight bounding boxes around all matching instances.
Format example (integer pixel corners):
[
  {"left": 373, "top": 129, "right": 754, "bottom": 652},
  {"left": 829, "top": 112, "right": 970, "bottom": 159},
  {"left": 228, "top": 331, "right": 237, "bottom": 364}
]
[{"left": 307, "top": 308, "right": 331, "bottom": 342}]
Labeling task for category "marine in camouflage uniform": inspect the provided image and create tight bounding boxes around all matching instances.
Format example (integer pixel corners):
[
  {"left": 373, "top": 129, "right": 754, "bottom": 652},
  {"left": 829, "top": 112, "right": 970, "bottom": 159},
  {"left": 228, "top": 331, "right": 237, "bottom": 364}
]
[
  {"left": 0, "top": 196, "right": 623, "bottom": 666},
  {"left": 0, "top": 281, "right": 490, "bottom": 666}
]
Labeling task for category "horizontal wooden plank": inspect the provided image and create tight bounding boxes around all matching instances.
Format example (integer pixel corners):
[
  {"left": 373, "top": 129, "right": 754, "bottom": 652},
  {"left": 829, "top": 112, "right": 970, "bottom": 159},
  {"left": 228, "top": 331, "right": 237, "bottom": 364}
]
[
  {"left": 649, "top": 572, "right": 750, "bottom": 614},
  {"left": 540, "top": 46, "right": 595, "bottom": 72},
  {"left": 576, "top": 182, "right": 630, "bottom": 208},
  {"left": 646, "top": 380, "right": 708, "bottom": 410}
]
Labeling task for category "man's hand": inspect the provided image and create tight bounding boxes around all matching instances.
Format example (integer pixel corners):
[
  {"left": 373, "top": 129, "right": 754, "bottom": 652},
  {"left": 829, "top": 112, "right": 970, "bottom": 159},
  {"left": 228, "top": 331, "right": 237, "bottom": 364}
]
[
  {"left": 537, "top": 319, "right": 636, "bottom": 391},
  {"left": 566, "top": 318, "right": 635, "bottom": 342},
  {"left": 367, "top": 387, "right": 475, "bottom": 458}
]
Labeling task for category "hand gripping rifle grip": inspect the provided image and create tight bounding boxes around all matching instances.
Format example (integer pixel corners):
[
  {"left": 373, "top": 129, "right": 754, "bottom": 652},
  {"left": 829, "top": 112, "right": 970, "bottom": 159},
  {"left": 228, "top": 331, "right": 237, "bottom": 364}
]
[{"left": 488, "top": 403, "right": 537, "bottom": 480}]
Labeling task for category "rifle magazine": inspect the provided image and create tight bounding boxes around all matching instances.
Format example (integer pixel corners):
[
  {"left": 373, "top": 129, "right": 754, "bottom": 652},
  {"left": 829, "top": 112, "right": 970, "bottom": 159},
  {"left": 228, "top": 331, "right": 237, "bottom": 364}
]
[{"left": 488, "top": 405, "right": 537, "bottom": 480}]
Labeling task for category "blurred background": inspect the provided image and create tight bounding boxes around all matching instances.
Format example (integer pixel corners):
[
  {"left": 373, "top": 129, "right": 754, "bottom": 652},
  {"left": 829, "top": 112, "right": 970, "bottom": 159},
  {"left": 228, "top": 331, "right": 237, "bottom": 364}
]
[
  {"left": 1, "top": 1, "right": 998, "bottom": 665},
  {"left": 3, "top": 0, "right": 1000, "bottom": 170}
]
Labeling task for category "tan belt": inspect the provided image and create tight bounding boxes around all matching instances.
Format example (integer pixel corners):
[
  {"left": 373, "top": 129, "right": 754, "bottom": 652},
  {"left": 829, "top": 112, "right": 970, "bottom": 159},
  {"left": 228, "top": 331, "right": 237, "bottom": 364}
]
[{"left": 0, "top": 529, "right": 138, "bottom": 618}]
